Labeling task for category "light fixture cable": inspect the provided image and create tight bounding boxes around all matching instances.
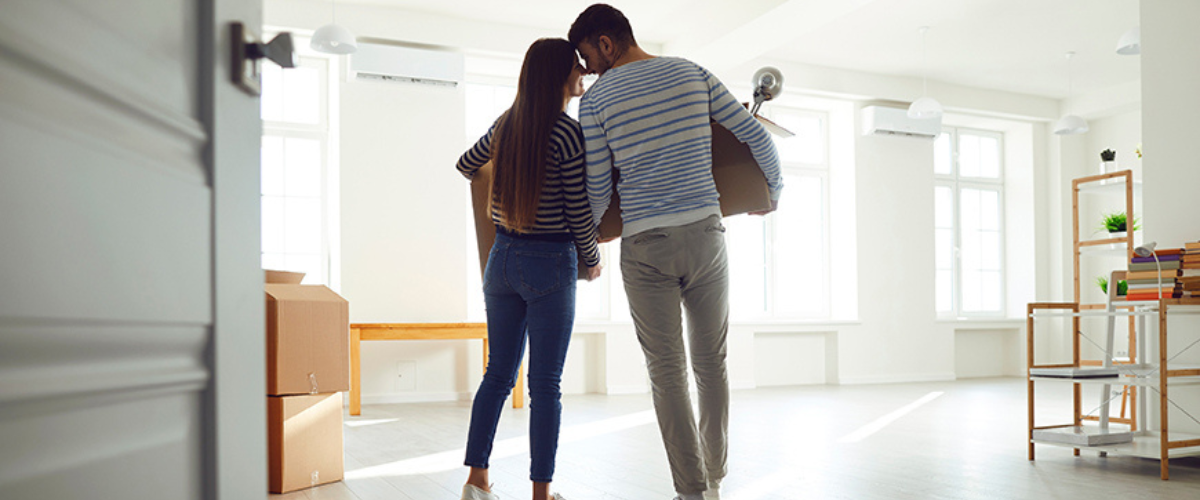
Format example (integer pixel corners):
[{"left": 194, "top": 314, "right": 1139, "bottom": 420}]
[{"left": 921, "top": 26, "right": 930, "bottom": 98}]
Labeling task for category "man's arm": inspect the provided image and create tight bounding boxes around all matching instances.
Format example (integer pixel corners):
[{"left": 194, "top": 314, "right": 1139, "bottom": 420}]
[
  {"left": 580, "top": 97, "right": 615, "bottom": 225},
  {"left": 704, "top": 68, "right": 783, "bottom": 203}
]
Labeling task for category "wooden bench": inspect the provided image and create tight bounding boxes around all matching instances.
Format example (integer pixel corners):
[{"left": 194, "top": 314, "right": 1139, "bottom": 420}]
[{"left": 349, "top": 323, "right": 524, "bottom": 415}]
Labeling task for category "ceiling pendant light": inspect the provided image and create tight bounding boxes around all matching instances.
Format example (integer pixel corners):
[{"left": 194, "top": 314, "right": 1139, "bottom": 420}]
[
  {"left": 311, "top": 0, "right": 357, "bottom": 55},
  {"left": 1054, "top": 51, "right": 1088, "bottom": 135},
  {"left": 908, "top": 26, "right": 943, "bottom": 119},
  {"left": 1116, "top": 26, "right": 1140, "bottom": 55}
]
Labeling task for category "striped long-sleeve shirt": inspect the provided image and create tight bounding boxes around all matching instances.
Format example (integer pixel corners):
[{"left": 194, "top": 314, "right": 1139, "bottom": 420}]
[
  {"left": 580, "top": 57, "right": 783, "bottom": 237},
  {"left": 456, "top": 112, "right": 600, "bottom": 267}
]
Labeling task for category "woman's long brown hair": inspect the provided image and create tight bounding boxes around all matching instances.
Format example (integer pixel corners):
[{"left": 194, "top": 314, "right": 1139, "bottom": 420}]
[{"left": 491, "top": 38, "right": 577, "bottom": 232}]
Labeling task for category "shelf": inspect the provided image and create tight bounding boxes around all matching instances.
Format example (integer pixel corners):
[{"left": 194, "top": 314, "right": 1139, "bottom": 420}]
[
  {"left": 1078, "top": 242, "right": 1131, "bottom": 256},
  {"left": 1032, "top": 431, "right": 1200, "bottom": 459},
  {"left": 1030, "top": 364, "right": 1200, "bottom": 386},
  {"left": 1079, "top": 236, "right": 1130, "bottom": 248},
  {"left": 1030, "top": 308, "right": 1158, "bottom": 318},
  {"left": 1078, "top": 178, "right": 1142, "bottom": 195}
]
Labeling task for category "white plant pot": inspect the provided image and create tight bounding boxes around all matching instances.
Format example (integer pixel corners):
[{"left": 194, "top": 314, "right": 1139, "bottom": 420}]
[{"left": 1102, "top": 160, "right": 1119, "bottom": 173}]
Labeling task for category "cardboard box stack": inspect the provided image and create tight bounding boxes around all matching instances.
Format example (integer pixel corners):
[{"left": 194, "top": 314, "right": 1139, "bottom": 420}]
[{"left": 264, "top": 270, "right": 350, "bottom": 494}]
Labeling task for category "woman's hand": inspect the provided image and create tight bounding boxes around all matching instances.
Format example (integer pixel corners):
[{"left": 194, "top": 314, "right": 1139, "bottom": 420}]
[{"left": 586, "top": 265, "right": 603, "bottom": 281}]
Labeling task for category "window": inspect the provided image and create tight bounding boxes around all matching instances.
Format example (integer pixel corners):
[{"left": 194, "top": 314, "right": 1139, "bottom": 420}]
[
  {"left": 725, "top": 108, "right": 830, "bottom": 319},
  {"left": 464, "top": 83, "right": 514, "bottom": 321},
  {"left": 260, "top": 54, "right": 337, "bottom": 286},
  {"left": 934, "top": 128, "right": 1005, "bottom": 316}
]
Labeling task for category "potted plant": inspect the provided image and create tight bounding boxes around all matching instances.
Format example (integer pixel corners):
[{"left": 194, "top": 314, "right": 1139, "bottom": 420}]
[
  {"left": 1100, "top": 149, "right": 1117, "bottom": 174},
  {"left": 1098, "top": 210, "right": 1139, "bottom": 235},
  {"left": 1097, "top": 275, "right": 1128, "bottom": 296}
]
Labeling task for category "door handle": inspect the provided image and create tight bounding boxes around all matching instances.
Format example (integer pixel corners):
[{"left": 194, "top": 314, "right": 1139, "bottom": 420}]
[{"left": 230, "top": 22, "right": 296, "bottom": 96}]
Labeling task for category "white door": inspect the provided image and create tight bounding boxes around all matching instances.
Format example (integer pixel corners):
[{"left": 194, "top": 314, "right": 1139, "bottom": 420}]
[{"left": 0, "top": 1, "right": 265, "bottom": 499}]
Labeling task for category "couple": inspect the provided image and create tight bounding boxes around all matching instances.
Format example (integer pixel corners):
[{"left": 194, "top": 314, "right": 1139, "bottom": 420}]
[{"left": 454, "top": 5, "right": 783, "bottom": 500}]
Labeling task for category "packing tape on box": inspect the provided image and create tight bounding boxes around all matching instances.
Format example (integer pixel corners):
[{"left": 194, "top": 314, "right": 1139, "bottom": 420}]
[
  {"left": 309, "top": 373, "right": 318, "bottom": 394},
  {"left": 311, "top": 470, "right": 319, "bottom": 488}
]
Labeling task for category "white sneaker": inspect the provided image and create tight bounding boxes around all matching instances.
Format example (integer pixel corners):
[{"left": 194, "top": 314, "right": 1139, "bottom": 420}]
[
  {"left": 462, "top": 483, "right": 500, "bottom": 500},
  {"left": 703, "top": 480, "right": 721, "bottom": 500},
  {"left": 551, "top": 494, "right": 568, "bottom": 500}
]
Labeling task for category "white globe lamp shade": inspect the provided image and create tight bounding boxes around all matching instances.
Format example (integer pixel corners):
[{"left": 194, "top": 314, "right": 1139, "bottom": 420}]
[
  {"left": 907, "top": 96, "right": 944, "bottom": 119},
  {"left": 1054, "top": 115, "right": 1089, "bottom": 135},
  {"left": 1116, "top": 26, "right": 1140, "bottom": 56},
  {"left": 311, "top": 23, "right": 357, "bottom": 54}
]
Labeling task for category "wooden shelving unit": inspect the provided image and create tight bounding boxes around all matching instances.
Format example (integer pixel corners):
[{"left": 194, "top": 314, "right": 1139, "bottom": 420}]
[
  {"left": 1072, "top": 170, "right": 1139, "bottom": 425},
  {"left": 1027, "top": 297, "right": 1200, "bottom": 480}
]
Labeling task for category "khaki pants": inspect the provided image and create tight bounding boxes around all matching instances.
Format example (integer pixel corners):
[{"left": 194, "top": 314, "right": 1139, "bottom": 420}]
[{"left": 620, "top": 215, "right": 729, "bottom": 495}]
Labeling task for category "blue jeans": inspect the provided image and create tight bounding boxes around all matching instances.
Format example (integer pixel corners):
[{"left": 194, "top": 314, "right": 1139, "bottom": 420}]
[{"left": 464, "top": 232, "right": 577, "bottom": 483}]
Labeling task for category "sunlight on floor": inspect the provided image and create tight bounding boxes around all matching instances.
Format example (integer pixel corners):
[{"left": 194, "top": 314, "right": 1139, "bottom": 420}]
[
  {"left": 344, "top": 410, "right": 656, "bottom": 479},
  {"left": 343, "top": 418, "right": 400, "bottom": 428},
  {"left": 838, "top": 391, "right": 944, "bottom": 443}
]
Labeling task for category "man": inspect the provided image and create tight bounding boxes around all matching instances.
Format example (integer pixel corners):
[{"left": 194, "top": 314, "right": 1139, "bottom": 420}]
[{"left": 569, "top": 5, "right": 783, "bottom": 500}]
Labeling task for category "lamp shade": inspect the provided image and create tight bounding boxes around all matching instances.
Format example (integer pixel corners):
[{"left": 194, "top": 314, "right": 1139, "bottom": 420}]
[
  {"left": 1053, "top": 115, "right": 1089, "bottom": 135},
  {"left": 311, "top": 23, "right": 357, "bottom": 54},
  {"left": 1116, "top": 26, "right": 1140, "bottom": 55},
  {"left": 907, "top": 96, "right": 944, "bottom": 119},
  {"left": 1134, "top": 241, "right": 1158, "bottom": 257}
]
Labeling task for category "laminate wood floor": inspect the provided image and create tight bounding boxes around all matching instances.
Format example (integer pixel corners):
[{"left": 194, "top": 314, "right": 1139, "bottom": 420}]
[{"left": 273, "top": 378, "right": 1200, "bottom": 499}]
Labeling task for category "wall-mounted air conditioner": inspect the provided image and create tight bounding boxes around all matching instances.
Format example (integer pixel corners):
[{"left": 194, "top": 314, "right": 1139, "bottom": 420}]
[
  {"left": 861, "top": 105, "right": 941, "bottom": 140},
  {"left": 350, "top": 42, "right": 464, "bottom": 88}
]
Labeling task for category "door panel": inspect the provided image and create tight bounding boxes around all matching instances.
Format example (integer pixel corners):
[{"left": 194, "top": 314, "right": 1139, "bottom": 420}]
[{"left": 0, "top": 0, "right": 256, "bottom": 498}]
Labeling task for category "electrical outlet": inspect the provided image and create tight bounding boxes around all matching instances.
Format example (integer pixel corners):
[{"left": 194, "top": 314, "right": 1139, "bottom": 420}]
[{"left": 395, "top": 361, "right": 416, "bottom": 391}]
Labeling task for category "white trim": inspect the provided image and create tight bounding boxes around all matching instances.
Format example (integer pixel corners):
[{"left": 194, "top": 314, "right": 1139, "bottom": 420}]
[
  {"left": 838, "top": 373, "right": 958, "bottom": 385},
  {"left": 938, "top": 319, "right": 1025, "bottom": 330},
  {"left": 604, "top": 384, "right": 650, "bottom": 395},
  {"left": 360, "top": 391, "right": 474, "bottom": 405}
]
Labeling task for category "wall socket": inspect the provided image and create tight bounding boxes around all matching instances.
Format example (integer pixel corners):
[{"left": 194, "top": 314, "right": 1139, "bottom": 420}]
[{"left": 395, "top": 361, "right": 416, "bottom": 391}]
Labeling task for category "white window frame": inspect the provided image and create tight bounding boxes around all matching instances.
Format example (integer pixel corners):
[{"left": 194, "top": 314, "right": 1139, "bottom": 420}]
[
  {"left": 733, "top": 107, "right": 832, "bottom": 320},
  {"left": 260, "top": 49, "right": 339, "bottom": 288},
  {"left": 935, "top": 127, "right": 1006, "bottom": 318}
]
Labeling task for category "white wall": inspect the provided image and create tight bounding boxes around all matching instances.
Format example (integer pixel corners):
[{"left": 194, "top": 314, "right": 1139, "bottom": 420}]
[
  {"left": 1140, "top": 0, "right": 1200, "bottom": 434},
  {"left": 835, "top": 112, "right": 952, "bottom": 384}
]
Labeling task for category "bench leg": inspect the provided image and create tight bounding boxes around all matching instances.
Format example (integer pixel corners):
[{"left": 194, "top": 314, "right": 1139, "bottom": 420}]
[
  {"left": 513, "top": 362, "right": 525, "bottom": 409},
  {"left": 350, "top": 328, "right": 361, "bottom": 416}
]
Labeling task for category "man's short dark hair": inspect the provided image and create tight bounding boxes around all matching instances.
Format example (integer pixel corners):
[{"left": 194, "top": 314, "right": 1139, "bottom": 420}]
[{"left": 568, "top": 4, "right": 637, "bottom": 49}]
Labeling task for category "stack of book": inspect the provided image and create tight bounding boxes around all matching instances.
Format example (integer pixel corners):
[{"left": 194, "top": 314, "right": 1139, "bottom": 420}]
[
  {"left": 1181, "top": 241, "right": 1200, "bottom": 298},
  {"left": 1126, "top": 247, "right": 1183, "bottom": 300}
]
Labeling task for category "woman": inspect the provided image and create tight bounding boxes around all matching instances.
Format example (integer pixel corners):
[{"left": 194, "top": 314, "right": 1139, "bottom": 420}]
[{"left": 454, "top": 38, "right": 601, "bottom": 500}]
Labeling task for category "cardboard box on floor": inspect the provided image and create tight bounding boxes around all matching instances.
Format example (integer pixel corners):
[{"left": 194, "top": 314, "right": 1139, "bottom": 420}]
[
  {"left": 470, "top": 119, "right": 777, "bottom": 279},
  {"left": 268, "top": 392, "right": 345, "bottom": 494},
  {"left": 264, "top": 270, "right": 350, "bottom": 395}
]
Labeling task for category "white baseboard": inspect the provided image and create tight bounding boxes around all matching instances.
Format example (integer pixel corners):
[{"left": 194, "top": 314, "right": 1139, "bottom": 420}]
[
  {"left": 357, "top": 392, "right": 474, "bottom": 405},
  {"left": 604, "top": 384, "right": 649, "bottom": 395},
  {"left": 837, "top": 372, "right": 957, "bottom": 385}
]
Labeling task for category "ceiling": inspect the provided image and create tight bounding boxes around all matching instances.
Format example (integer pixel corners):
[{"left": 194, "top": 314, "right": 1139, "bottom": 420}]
[{"left": 346, "top": 0, "right": 1142, "bottom": 99}]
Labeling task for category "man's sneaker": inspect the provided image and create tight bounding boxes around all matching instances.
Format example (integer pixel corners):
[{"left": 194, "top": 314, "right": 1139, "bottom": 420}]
[
  {"left": 461, "top": 483, "right": 500, "bottom": 500},
  {"left": 551, "top": 494, "right": 568, "bottom": 500}
]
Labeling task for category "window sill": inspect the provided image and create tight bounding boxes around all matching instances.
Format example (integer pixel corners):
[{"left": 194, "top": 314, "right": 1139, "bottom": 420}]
[{"left": 937, "top": 318, "right": 1025, "bottom": 330}]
